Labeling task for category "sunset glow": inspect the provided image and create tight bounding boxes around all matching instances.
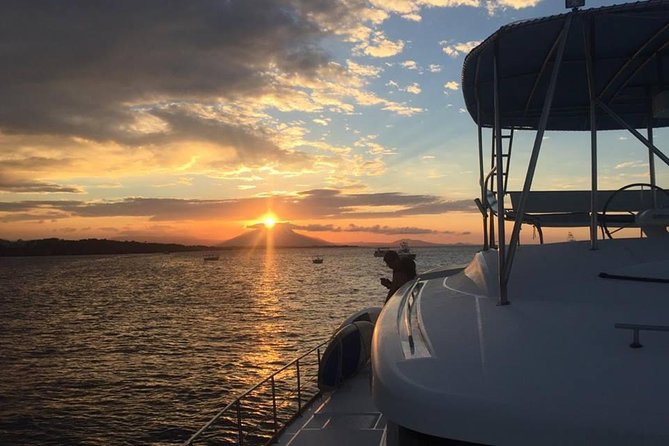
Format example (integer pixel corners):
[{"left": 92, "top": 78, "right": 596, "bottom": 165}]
[
  {"left": 263, "top": 216, "right": 276, "bottom": 229},
  {"left": 1, "top": 1, "right": 665, "bottom": 246}
]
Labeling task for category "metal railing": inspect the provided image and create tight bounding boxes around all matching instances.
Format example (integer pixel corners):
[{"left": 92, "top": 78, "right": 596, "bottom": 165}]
[
  {"left": 184, "top": 340, "right": 328, "bottom": 445},
  {"left": 615, "top": 323, "right": 669, "bottom": 349}
]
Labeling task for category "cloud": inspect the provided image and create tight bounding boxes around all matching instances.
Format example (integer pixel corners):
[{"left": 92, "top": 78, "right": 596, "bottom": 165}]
[
  {"left": 347, "top": 60, "right": 383, "bottom": 78},
  {"left": 357, "top": 31, "right": 405, "bottom": 57},
  {"left": 405, "top": 83, "right": 422, "bottom": 95},
  {"left": 401, "top": 60, "right": 419, "bottom": 70},
  {"left": 290, "top": 223, "right": 341, "bottom": 232},
  {"left": 420, "top": 0, "right": 479, "bottom": 6},
  {"left": 402, "top": 13, "right": 423, "bottom": 21},
  {"left": 382, "top": 102, "right": 423, "bottom": 116},
  {"left": 344, "top": 224, "right": 459, "bottom": 235},
  {"left": 440, "top": 40, "right": 481, "bottom": 57},
  {"left": 1, "top": 1, "right": 335, "bottom": 139},
  {"left": 428, "top": 64, "right": 442, "bottom": 73},
  {"left": 313, "top": 118, "right": 331, "bottom": 126},
  {"left": 485, "top": 0, "right": 541, "bottom": 15},
  {"left": 0, "top": 173, "right": 83, "bottom": 193},
  {"left": 291, "top": 222, "right": 465, "bottom": 235},
  {"left": 0, "top": 189, "right": 476, "bottom": 222},
  {"left": 369, "top": 0, "right": 479, "bottom": 16},
  {"left": 444, "top": 81, "right": 460, "bottom": 91},
  {"left": 1, "top": 1, "right": 439, "bottom": 189},
  {"left": 614, "top": 160, "right": 646, "bottom": 170}
]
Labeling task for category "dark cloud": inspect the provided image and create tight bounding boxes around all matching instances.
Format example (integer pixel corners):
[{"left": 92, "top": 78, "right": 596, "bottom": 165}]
[
  {"left": 345, "top": 224, "right": 445, "bottom": 235},
  {"left": 290, "top": 223, "right": 341, "bottom": 232},
  {"left": 296, "top": 189, "right": 476, "bottom": 218},
  {"left": 292, "top": 223, "right": 464, "bottom": 235},
  {"left": 0, "top": 200, "right": 80, "bottom": 211},
  {"left": 0, "top": 156, "right": 77, "bottom": 172},
  {"left": 0, "top": 211, "right": 70, "bottom": 222},
  {"left": 0, "top": 189, "right": 477, "bottom": 222},
  {"left": 0, "top": 0, "right": 344, "bottom": 158},
  {"left": 0, "top": 175, "right": 83, "bottom": 193}
]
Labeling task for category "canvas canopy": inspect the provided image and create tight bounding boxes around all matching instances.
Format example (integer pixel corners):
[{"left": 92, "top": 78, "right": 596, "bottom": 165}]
[{"left": 462, "top": 0, "right": 669, "bottom": 131}]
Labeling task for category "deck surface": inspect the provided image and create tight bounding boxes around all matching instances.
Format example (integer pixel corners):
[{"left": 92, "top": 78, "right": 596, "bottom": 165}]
[{"left": 277, "top": 366, "right": 385, "bottom": 446}]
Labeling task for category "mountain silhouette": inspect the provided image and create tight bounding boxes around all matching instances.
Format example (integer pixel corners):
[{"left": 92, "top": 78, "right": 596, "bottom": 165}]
[{"left": 219, "top": 223, "right": 333, "bottom": 248}]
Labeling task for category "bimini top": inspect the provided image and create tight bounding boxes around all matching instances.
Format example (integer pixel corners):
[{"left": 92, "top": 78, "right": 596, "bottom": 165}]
[{"left": 462, "top": 0, "right": 669, "bottom": 131}]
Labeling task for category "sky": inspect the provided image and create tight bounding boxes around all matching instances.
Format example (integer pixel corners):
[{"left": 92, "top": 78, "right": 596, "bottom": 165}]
[{"left": 1, "top": 0, "right": 667, "bottom": 245}]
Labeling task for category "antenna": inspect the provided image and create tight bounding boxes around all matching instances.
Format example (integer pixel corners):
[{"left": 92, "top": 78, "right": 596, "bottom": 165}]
[{"left": 566, "top": 0, "right": 585, "bottom": 11}]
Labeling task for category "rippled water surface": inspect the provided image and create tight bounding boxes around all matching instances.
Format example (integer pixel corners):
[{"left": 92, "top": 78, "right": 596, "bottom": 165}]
[{"left": 0, "top": 246, "right": 477, "bottom": 445}]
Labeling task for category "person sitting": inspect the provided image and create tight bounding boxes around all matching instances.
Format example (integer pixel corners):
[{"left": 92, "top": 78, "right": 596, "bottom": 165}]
[{"left": 380, "top": 250, "right": 416, "bottom": 303}]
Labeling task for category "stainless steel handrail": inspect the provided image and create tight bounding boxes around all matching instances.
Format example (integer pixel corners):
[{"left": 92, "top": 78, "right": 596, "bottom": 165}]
[
  {"left": 184, "top": 340, "right": 328, "bottom": 445},
  {"left": 615, "top": 323, "right": 669, "bottom": 349}
]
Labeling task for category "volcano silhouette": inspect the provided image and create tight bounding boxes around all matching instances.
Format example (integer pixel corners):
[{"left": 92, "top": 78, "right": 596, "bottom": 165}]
[{"left": 219, "top": 223, "right": 333, "bottom": 248}]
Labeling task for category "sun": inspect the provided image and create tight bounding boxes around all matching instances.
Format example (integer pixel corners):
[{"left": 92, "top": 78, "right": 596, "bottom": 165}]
[{"left": 263, "top": 215, "right": 276, "bottom": 229}]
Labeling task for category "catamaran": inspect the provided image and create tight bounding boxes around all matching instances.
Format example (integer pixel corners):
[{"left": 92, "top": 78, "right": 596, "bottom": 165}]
[{"left": 373, "top": 1, "right": 669, "bottom": 444}]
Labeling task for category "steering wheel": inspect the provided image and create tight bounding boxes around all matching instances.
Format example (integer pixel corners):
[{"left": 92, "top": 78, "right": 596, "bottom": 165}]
[{"left": 601, "top": 183, "right": 669, "bottom": 239}]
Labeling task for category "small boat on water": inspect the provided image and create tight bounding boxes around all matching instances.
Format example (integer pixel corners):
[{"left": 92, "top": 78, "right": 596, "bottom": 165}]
[
  {"left": 312, "top": 256, "right": 323, "bottom": 264},
  {"left": 202, "top": 254, "right": 219, "bottom": 261}
]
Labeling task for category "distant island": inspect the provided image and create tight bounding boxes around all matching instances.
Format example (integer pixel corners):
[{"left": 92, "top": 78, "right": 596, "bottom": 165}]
[
  {"left": 0, "top": 233, "right": 474, "bottom": 257},
  {"left": 0, "top": 238, "right": 213, "bottom": 257}
]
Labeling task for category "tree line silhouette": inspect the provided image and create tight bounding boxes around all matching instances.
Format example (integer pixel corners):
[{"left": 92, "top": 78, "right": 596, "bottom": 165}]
[{"left": 0, "top": 238, "right": 214, "bottom": 256}]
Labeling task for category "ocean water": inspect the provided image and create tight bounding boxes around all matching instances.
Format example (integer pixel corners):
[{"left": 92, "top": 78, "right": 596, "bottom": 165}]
[{"left": 0, "top": 246, "right": 478, "bottom": 445}]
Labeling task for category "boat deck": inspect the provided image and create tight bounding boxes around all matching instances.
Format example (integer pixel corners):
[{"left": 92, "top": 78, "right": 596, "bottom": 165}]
[{"left": 277, "top": 366, "right": 385, "bottom": 446}]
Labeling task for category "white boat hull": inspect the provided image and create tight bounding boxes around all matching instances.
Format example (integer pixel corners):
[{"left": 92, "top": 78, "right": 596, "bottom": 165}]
[{"left": 372, "top": 238, "right": 669, "bottom": 445}]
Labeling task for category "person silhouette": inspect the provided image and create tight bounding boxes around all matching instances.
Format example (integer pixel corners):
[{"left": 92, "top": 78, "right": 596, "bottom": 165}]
[{"left": 380, "top": 250, "right": 416, "bottom": 303}]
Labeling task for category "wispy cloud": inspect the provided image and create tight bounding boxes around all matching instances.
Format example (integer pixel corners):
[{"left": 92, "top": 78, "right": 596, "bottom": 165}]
[
  {"left": 0, "top": 175, "right": 83, "bottom": 194},
  {"left": 614, "top": 160, "right": 646, "bottom": 170},
  {"left": 444, "top": 81, "right": 460, "bottom": 91},
  {"left": 440, "top": 40, "right": 481, "bottom": 57},
  {"left": 485, "top": 0, "right": 541, "bottom": 15},
  {"left": 401, "top": 60, "right": 419, "bottom": 70},
  {"left": 356, "top": 31, "right": 405, "bottom": 57},
  {"left": 405, "top": 83, "right": 422, "bottom": 95}
]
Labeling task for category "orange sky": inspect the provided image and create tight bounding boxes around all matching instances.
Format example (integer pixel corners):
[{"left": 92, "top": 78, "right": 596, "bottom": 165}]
[{"left": 1, "top": 1, "right": 665, "bottom": 246}]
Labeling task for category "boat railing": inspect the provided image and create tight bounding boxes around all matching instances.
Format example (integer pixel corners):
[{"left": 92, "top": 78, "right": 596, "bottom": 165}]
[
  {"left": 183, "top": 340, "right": 328, "bottom": 446},
  {"left": 615, "top": 323, "right": 669, "bottom": 349}
]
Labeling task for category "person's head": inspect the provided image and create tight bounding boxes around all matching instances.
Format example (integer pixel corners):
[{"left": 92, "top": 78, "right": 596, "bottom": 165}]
[{"left": 383, "top": 250, "right": 400, "bottom": 269}]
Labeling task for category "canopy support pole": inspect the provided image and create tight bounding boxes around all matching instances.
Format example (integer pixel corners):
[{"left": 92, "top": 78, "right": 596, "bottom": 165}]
[
  {"left": 475, "top": 56, "right": 489, "bottom": 251},
  {"left": 493, "top": 39, "right": 507, "bottom": 305},
  {"left": 597, "top": 100, "right": 669, "bottom": 167},
  {"left": 489, "top": 128, "right": 496, "bottom": 249},
  {"left": 478, "top": 121, "right": 489, "bottom": 251},
  {"left": 647, "top": 94, "right": 657, "bottom": 207},
  {"left": 584, "top": 17, "right": 598, "bottom": 250},
  {"left": 502, "top": 15, "right": 572, "bottom": 288}
]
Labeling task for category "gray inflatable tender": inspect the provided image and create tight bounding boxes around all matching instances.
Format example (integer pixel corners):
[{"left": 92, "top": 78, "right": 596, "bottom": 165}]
[
  {"left": 317, "top": 320, "right": 375, "bottom": 391},
  {"left": 334, "top": 306, "right": 382, "bottom": 333}
]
